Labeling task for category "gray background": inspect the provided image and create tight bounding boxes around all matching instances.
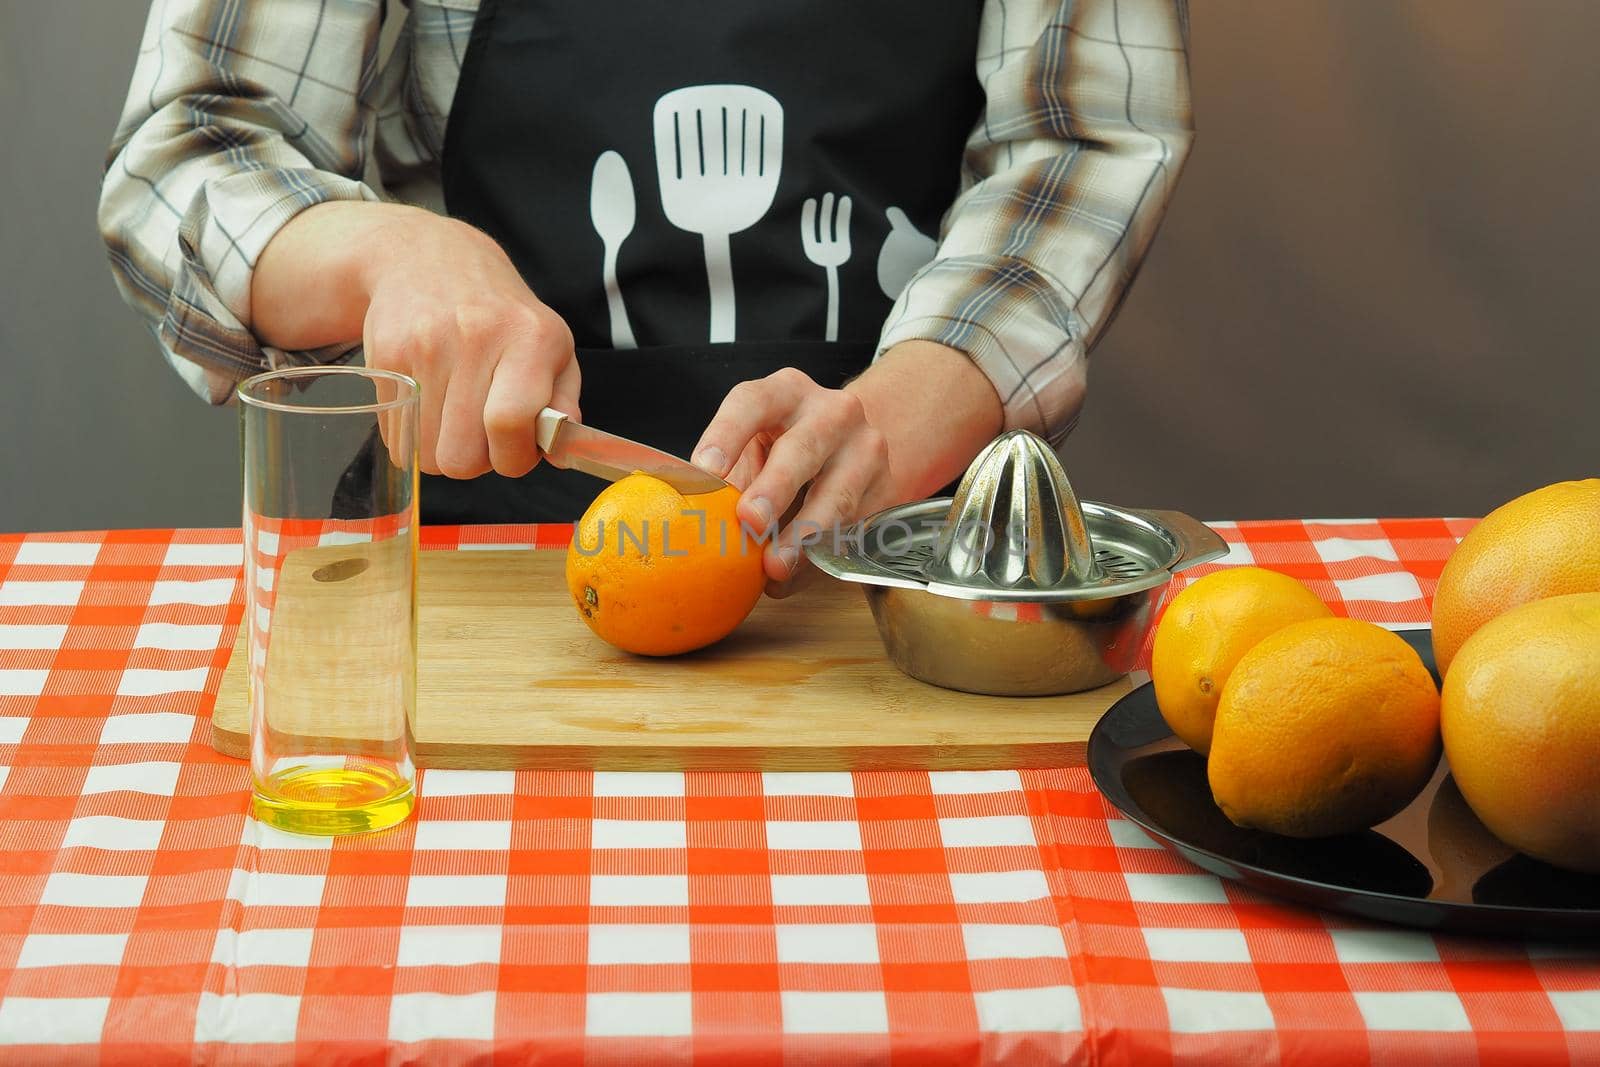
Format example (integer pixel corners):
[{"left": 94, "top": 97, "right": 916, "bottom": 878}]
[{"left": 2, "top": 1, "right": 1595, "bottom": 533}]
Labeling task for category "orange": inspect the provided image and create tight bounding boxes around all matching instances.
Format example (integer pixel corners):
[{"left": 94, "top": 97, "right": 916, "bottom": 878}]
[
  {"left": 566, "top": 473, "right": 766, "bottom": 656},
  {"left": 1150, "top": 567, "right": 1331, "bottom": 755},
  {"left": 1208, "top": 618, "right": 1441, "bottom": 838},
  {"left": 1440, "top": 592, "right": 1600, "bottom": 874},
  {"left": 1431, "top": 478, "right": 1600, "bottom": 677}
]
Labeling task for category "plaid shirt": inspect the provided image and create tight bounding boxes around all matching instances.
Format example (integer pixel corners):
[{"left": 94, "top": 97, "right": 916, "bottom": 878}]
[{"left": 99, "top": 0, "right": 1192, "bottom": 443}]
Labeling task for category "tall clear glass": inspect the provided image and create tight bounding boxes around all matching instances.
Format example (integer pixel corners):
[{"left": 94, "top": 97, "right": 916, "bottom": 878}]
[{"left": 238, "top": 367, "right": 420, "bottom": 835}]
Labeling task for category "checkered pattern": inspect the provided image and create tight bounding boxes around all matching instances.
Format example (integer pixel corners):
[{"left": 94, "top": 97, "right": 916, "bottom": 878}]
[{"left": 2, "top": 519, "right": 1597, "bottom": 1065}]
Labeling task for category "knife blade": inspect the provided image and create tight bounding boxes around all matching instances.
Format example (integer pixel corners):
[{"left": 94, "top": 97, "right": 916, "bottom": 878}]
[{"left": 535, "top": 408, "right": 730, "bottom": 496}]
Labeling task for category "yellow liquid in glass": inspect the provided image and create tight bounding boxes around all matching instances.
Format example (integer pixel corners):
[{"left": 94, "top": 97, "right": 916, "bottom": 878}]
[{"left": 253, "top": 762, "right": 415, "bottom": 836}]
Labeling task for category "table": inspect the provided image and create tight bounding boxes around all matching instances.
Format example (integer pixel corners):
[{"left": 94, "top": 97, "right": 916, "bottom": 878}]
[{"left": 1, "top": 518, "right": 1596, "bottom": 1065}]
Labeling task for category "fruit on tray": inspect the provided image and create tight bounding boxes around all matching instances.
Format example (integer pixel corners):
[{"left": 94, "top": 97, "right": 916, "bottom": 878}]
[
  {"left": 1150, "top": 567, "right": 1331, "bottom": 754},
  {"left": 1206, "top": 618, "right": 1441, "bottom": 838},
  {"left": 1440, "top": 592, "right": 1600, "bottom": 874},
  {"left": 1145, "top": 478, "right": 1600, "bottom": 857},
  {"left": 1431, "top": 478, "right": 1600, "bottom": 676},
  {"left": 566, "top": 473, "right": 766, "bottom": 656}
]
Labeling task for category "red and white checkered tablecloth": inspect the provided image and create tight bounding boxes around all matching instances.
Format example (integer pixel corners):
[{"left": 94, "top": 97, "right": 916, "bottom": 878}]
[{"left": 2, "top": 519, "right": 1598, "bottom": 1066}]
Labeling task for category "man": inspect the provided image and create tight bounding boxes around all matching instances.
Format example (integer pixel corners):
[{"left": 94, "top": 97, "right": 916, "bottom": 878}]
[{"left": 99, "top": 0, "right": 1192, "bottom": 592}]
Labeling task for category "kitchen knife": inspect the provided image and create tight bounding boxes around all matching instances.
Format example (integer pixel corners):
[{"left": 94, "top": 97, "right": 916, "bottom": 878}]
[{"left": 535, "top": 407, "right": 730, "bottom": 496}]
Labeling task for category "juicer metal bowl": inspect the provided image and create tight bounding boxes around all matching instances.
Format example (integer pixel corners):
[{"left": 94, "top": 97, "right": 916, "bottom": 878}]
[{"left": 805, "top": 431, "right": 1228, "bottom": 696}]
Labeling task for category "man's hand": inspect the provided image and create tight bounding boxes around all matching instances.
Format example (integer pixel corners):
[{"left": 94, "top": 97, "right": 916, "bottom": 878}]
[
  {"left": 254, "top": 202, "right": 579, "bottom": 477},
  {"left": 692, "top": 340, "right": 1003, "bottom": 595},
  {"left": 692, "top": 368, "right": 895, "bottom": 592}
]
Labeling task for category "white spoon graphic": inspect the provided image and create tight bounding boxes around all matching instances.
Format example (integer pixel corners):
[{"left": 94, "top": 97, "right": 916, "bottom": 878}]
[{"left": 590, "top": 150, "right": 638, "bottom": 350}]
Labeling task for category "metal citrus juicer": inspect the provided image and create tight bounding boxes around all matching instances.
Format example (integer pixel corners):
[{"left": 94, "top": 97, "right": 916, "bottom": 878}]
[{"left": 806, "top": 429, "right": 1229, "bottom": 696}]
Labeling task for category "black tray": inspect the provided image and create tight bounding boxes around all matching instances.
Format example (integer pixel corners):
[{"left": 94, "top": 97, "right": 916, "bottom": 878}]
[{"left": 1087, "top": 628, "right": 1600, "bottom": 938}]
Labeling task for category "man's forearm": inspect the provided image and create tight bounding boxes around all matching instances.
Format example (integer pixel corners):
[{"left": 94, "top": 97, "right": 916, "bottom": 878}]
[
  {"left": 252, "top": 201, "right": 437, "bottom": 351},
  {"left": 847, "top": 341, "right": 1004, "bottom": 503},
  {"left": 877, "top": 0, "right": 1191, "bottom": 443}
]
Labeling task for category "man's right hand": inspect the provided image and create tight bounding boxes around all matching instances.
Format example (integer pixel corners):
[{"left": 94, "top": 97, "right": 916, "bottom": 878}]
[{"left": 253, "top": 202, "right": 580, "bottom": 478}]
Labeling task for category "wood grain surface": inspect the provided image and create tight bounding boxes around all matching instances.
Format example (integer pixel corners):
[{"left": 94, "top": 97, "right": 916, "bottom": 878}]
[{"left": 212, "top": 547, "right": 1132, "bottom": 770}]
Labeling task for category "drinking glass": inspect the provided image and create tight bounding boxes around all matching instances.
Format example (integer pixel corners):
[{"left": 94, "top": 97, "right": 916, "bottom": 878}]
[{"left": 238, "top": 367, "right": 419, "bottom": 835}]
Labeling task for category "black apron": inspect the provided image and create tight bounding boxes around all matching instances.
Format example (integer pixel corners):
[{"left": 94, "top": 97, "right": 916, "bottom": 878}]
[{"left": 421, "top": 0, "right": 985, "bottom": 522}]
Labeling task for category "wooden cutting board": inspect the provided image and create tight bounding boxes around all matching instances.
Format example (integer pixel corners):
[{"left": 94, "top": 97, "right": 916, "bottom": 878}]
[{"left": 211, "top": 545, "right": 1135, "bottom": 770}]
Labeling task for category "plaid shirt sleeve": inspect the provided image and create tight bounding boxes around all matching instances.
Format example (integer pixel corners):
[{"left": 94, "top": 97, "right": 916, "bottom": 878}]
[
  {"left": 876, "top": 0, "right": 1194, "bottom": 444},
  {"left": 98, "top": 0, "right": 386, "bottom": 404},
  {"left": 99, "top": 0, "right": 1189, "bottom": 428}
]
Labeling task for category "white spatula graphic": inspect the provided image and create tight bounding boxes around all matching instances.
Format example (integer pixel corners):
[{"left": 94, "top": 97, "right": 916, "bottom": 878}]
[
  {"left": 653, "top": 85, "right": 784, "bottom": 343},
  {"left": 589, "top": 150, "right": 638, "bottom": 350}
]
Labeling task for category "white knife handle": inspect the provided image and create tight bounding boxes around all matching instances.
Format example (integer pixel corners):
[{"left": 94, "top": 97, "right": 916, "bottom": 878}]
[{"left": 536, "top": 407, "right": 570, "bottom": 454}]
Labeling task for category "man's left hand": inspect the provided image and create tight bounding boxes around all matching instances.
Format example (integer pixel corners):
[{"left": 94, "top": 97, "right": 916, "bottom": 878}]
[
  {"left": 691, "top": 367, "right": 893, "bottom": 595},
  {"left": 692, "top": 340, "right": 1004, "bottom": 597}
]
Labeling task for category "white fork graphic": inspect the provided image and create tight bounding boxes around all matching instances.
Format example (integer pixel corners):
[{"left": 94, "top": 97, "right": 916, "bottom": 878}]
[{"left": 801, "top": 193, "right": 852, "bottom": 343}]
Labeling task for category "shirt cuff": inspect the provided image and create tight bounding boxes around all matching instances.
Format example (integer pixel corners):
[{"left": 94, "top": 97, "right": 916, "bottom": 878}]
[
  {"left": 162, "top": 169, "right": 379, "bottom": 403},
  {"left": 875, "top": 255, "right": 1090, "bottom": 446}
]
